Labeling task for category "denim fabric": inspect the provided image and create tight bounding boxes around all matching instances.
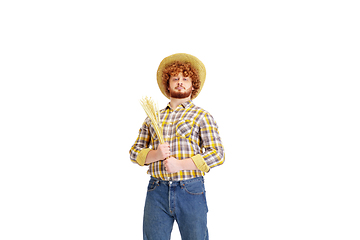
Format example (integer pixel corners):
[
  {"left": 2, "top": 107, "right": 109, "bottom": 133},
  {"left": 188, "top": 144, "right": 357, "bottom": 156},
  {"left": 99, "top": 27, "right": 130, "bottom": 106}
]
[{"left": 143, "top": 176, "right": 209, "bottom": 240}]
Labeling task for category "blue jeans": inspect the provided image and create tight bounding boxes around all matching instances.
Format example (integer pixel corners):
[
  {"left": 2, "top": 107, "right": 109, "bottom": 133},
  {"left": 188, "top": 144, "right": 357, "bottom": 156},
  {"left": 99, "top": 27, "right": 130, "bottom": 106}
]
[{"left": 143, "top": 176, "right": 209, "bottom": 240}]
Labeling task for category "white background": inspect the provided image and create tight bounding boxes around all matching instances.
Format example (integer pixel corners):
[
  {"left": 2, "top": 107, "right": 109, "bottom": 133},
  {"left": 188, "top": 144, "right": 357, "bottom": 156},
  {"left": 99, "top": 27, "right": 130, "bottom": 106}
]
[{"left": 1, "top": 0, "right": 359, "bottom": 239}]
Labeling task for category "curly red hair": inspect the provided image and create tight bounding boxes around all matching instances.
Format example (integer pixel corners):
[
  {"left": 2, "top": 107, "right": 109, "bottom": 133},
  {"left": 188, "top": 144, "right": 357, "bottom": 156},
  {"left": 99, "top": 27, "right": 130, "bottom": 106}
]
[{"left": 162, "top": 61, "right": 200, "bottom": 99}]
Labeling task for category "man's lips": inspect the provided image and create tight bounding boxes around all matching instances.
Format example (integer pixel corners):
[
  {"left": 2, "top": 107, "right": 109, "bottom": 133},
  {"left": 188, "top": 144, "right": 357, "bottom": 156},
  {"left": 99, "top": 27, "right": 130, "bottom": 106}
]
[{"left": 175, "top": 86, "right": 185, "bottom": 90}]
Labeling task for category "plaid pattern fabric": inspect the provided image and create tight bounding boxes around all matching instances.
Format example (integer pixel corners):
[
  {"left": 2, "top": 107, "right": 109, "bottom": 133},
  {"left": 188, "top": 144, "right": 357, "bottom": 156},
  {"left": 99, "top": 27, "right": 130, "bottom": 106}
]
[{"left": 130, "top": 100, "right": 225, "bottom": 181}]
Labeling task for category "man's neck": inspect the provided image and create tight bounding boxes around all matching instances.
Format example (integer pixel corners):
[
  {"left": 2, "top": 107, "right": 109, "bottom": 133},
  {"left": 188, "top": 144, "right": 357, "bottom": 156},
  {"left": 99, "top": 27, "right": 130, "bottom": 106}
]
[{"left": 169, "top": 97, "right": 191, "bottom": 110}]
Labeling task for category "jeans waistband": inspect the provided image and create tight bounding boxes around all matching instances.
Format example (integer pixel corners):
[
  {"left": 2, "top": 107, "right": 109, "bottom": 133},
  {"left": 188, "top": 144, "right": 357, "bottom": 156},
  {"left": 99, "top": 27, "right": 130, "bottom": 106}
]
[{"left": 150, "top": 176, "right": 204, "bottom": 185}]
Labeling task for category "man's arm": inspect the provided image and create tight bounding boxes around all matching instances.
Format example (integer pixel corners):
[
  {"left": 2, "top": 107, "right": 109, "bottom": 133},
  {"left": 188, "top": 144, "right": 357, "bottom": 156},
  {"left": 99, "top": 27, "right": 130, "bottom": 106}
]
[
  {"left": 130, "top": 119, "right": 172, "bottom": 166},
  {"left": 195, "top": 112, "right": 225, "bottom": 169},
  {"left": 164, "top": 157, "right": 199, "bottom": 173},
  {"left": 129, "top": 120, "right": 152, "bottom": 166}
]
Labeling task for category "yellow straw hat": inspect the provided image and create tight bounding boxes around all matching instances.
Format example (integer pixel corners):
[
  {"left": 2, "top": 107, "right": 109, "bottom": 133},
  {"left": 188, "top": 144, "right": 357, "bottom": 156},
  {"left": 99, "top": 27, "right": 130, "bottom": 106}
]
[{"left": 157, "top": 53, "right": 206, "bottom": 100}]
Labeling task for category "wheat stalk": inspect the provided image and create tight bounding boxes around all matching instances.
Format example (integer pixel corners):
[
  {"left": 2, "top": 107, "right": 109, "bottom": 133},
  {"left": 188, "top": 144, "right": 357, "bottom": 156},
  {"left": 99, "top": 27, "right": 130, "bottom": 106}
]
[{"left": 140, "top": 97, "right": 165, "bottom": 144}]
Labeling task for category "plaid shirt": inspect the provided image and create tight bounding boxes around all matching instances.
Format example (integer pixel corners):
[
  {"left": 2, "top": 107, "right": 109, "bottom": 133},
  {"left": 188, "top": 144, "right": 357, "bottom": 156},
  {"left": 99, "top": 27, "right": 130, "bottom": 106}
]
[{"left": 130, "top": 100, "right": 225, "bottom": 181}]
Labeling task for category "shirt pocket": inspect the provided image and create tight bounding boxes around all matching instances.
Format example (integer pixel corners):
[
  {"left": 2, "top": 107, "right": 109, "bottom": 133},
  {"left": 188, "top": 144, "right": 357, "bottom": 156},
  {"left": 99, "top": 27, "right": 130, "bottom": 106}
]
[{"left": 175, "top": 120, "right": 195, "bottom": 138}]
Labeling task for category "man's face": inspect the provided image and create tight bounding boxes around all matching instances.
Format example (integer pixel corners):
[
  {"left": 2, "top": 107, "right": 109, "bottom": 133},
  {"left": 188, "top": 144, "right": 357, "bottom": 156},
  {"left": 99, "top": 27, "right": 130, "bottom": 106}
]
[{"left": 168, "top": 72, "right": 194, "bottom": 99}]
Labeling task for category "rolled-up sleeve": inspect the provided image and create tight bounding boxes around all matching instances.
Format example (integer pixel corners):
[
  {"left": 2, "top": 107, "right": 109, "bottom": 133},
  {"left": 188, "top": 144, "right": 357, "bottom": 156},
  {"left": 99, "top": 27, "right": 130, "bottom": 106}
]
[
  {"left": 195, "top": 113, "right": 225, "bottom": 171},
  {"left": 129, "top": 119, "right": 152, "bottom": 166}
]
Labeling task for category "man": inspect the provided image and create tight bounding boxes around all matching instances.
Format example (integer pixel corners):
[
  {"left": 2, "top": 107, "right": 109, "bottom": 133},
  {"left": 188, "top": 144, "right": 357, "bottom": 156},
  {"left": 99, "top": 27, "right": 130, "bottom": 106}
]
[{"left": 130, "top": 53, "right": 225, "bottom": 240}]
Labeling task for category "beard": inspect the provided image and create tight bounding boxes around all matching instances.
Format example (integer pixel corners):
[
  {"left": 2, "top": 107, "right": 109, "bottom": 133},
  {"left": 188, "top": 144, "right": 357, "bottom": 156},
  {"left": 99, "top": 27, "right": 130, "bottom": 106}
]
[
  {"left": 170, "top": 88, "right": 192, "bottom": 99},
  {"left": 169, "top": 87, "right": 192, "bottom": 99}
]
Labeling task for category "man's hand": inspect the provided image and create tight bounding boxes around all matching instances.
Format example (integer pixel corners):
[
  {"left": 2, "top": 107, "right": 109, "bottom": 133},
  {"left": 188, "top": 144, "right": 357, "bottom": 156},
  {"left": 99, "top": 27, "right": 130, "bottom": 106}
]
[
  {"left": 164, "top": 157, "right": 183, "bottom": 173},
  {"left": 144, "top": 143, "right": 171, "bottom": 165},
  {"left": 156, "top": 143, "right": 171, "bottom": 160}
]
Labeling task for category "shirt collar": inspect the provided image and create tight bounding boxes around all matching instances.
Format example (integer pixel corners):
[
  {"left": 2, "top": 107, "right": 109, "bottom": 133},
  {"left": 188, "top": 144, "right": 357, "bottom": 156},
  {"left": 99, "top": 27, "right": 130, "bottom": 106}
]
[
  {"left": 166, "top": 100, "right": 193, "bottom": 110},
  {"left": 181, "top": 100, "right": 193, "bottom": 109}
]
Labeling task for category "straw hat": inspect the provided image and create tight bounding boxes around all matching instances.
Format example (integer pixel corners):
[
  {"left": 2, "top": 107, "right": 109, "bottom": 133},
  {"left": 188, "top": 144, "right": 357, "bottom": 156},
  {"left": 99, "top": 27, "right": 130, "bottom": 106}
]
[{"left": 157, "top": 53, "right": 206, "bottom": 100}]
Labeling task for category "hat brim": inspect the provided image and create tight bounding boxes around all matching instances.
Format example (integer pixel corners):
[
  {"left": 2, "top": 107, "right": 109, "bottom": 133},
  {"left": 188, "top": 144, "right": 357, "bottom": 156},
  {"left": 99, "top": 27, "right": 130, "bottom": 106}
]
[{"left": 157, "top": 53, "right": 206, "bottom": 100}]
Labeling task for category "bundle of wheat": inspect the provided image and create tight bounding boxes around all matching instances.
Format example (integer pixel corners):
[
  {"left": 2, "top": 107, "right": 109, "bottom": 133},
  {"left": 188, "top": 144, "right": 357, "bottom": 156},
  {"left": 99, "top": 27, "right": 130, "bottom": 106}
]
[{"left": 139, "top": 97, "right": 165, "bottom": 144}]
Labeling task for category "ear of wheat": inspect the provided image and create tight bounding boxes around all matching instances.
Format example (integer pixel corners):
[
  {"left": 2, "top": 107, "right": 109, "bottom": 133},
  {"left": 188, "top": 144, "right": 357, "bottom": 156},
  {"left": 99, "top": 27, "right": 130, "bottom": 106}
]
[{"left": 140, "top": 97, "right": 165, "bottom": 144}]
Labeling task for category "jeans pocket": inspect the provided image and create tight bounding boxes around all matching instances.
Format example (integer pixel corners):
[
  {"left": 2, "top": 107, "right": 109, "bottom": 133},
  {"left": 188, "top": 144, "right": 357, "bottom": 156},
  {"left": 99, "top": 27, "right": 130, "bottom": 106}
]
[
  {"left": 147, "top": 180, "right": 159, "bottom": 192},
  {"left": 182, "top": 180, "right": 205, "bottom": 195}
]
